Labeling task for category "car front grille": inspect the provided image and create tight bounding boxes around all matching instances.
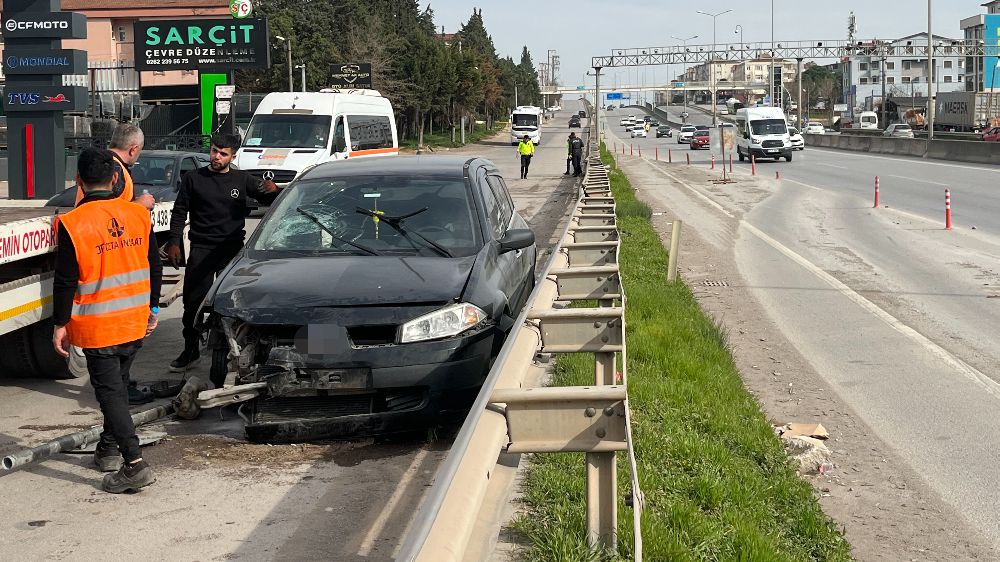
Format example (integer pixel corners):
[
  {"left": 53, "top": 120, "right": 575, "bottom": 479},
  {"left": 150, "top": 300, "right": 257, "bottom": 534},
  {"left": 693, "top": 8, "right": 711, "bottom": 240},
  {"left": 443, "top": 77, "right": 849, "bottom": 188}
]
[
  {"left": 254, "top": 395, "right": 373, "bottom": 422},
  {"left": 247, "top": 169, "right": 298, "bottom": 184},
  {"left": 762, "top": 140, "right": 784, "bottom": 148}
]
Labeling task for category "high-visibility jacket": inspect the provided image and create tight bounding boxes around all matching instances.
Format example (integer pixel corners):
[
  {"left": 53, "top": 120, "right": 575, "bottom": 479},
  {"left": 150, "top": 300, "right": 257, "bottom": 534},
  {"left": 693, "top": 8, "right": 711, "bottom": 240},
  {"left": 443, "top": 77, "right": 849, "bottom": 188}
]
[
  {"left": 74, "top": 153, "right": 134, "bottom": 206},
  {"left": 59, "top": 197, "right": 152, "bottom": 348},
  {"left": 517, "top": 140, "right": 535, "bottom": 156}
]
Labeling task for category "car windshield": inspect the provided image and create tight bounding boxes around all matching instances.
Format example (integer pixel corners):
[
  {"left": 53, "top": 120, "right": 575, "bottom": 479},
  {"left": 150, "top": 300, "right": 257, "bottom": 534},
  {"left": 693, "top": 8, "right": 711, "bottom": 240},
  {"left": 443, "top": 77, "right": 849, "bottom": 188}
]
[
  {"left": 681, "top": 126, "right": 696, "bottom": 132},
  {"left": 789, "top": 128, "right": 799, "bottom": 134},
  {"left": 895, "top": 125, "right": 911, "bottom": 130},
  {"left": 694, "top": 131, "right": 709, "bottom": 137},
  {"left": 131, "top": 156, "right": 180, "bottom": 186},
  {"left": 513, "top": 113, "right": 539, "bottom": 128},
  {"left": 750, "top": 119, "right": 788, "bottom": 135},
  {"left": 254, "top": 175, "right": 480, "bottom": 257},
  {"left": 244, "top": 114, "right": 332, "bottom": 149}
]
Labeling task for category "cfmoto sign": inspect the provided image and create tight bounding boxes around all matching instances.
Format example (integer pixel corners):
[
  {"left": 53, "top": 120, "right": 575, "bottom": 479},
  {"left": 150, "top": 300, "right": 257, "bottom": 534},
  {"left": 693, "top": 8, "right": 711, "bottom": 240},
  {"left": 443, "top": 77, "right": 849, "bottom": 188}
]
[{"left": 1, "top": 12, "right": 86, "bottom": 39}]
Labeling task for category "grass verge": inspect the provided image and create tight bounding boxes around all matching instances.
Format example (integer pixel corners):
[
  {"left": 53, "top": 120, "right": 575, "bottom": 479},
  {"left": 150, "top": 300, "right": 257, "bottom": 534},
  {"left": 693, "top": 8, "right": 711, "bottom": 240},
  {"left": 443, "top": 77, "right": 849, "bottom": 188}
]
[
  {"left": 511, "top": 143, "right": 852, "bottom": 561},
  {"left": 399, "top": 122, "right": 505, "bottom": 151}
]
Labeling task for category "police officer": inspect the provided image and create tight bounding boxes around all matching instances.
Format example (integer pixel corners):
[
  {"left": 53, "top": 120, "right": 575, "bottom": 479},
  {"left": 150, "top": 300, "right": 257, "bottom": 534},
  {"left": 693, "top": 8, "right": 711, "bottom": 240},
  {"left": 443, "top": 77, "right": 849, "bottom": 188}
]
[
  {"left": 52, "top": 148, "right": 162, "bottom": 493},
  {"left": 570, "top": 132, "right": 585, "bottom": 176},
  {"left": 517, "top": 134, "right": 535, "bottom": 179},
  {"left": 165, "top": 133, "right": 279, "bottom": 377}
]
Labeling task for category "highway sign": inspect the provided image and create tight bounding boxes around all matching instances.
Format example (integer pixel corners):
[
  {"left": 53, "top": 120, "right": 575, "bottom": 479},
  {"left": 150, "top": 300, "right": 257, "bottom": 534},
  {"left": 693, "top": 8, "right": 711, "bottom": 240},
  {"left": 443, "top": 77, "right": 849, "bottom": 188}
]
[
  {"left": 576, "top": 85, "right": 586, "bottom": 90},
  {"left": 606, "top": 92, "right": 622, "bottom": 100}
]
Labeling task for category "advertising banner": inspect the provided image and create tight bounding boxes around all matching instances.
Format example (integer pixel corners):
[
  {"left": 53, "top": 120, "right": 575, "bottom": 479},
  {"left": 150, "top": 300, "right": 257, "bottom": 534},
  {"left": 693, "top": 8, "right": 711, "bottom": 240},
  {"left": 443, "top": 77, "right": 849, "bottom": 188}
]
[{"left": 133, "top": 18, "right": 270, "bottom": 71}]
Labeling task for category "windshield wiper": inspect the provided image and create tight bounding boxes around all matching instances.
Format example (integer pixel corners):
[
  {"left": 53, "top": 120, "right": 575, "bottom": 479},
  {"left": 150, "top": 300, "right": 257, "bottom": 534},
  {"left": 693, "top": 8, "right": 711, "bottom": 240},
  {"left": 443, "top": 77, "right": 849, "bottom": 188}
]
[
  {"left": 295, "top": 206, "right": 381, "bottom": 256},
  {"left": 355, "top": 207, "right": 453, "bottom": 258}
]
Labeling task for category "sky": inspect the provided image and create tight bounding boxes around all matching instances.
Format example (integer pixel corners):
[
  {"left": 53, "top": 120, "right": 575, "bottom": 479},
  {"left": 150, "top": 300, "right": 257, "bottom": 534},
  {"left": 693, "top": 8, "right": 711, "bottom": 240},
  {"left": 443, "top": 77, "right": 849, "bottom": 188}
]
[{"left": 420, "top": 0, "right": 989, "bottom": 90}]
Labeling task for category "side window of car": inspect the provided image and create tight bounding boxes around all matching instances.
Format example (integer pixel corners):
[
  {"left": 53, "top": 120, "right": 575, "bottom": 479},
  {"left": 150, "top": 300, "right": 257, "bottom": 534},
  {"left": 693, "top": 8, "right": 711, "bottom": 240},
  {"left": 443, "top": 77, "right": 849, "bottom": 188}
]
[
  {"left": 485, "top": 175, "right": 513, "bottom": 228},
  {"left": 477, "top": 170, "right": 504, "bottom": 239},
  {"left": 333, "top": 117, "right": 347, "bottom": 153},
  {"left": 180, "top": 157, "right": 198, "bottom": 176}
]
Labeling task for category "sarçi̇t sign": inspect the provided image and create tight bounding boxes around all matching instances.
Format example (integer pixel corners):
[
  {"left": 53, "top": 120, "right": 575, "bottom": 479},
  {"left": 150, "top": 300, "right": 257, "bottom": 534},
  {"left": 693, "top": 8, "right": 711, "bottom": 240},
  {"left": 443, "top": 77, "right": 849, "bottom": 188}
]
[{"left": 133, "top": 18, "right": 269, "bottom": 71}]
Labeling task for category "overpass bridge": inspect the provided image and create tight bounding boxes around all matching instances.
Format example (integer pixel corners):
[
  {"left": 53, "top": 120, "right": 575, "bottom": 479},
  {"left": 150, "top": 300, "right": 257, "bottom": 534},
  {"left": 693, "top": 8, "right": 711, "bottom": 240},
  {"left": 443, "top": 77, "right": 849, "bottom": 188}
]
[{"left": 541, "top": 81, "right": 769, "bottom": 96}]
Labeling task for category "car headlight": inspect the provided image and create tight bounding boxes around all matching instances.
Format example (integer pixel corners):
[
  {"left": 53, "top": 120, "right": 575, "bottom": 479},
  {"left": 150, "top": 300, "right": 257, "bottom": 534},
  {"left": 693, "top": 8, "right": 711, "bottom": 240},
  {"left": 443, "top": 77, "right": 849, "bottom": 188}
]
[{"left": 400, "top": 303, "right": 487, "bottom": 343}]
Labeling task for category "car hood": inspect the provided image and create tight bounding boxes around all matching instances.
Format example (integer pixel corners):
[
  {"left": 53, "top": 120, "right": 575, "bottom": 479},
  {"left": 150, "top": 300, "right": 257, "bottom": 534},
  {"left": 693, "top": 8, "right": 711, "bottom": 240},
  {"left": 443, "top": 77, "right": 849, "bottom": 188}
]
[
  {"left": 235, "top": 148, "right": 327, "bottom": 176},
  {"left": 210, "top": 254, "right": 477, "bottom": 318}
]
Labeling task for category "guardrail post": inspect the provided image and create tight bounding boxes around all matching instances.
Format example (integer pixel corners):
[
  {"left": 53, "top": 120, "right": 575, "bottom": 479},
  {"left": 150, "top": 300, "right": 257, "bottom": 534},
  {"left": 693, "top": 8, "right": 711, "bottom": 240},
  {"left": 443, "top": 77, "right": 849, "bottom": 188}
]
[{"left": 667, "top": 219, "right": 682, "bottom": 282}]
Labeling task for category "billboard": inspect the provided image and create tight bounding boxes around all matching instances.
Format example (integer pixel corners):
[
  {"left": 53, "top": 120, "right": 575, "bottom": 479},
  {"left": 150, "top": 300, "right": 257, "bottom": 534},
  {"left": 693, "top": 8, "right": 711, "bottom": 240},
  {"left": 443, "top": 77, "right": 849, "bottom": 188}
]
[
  {"left": 133, "top": 18, "right": 270, "bottom": 71},
  {"left": 986, "top": 14, "right": 1000, "bottom": 90},
  {"left": 329, "top": 63, "right": 372, "bottom": 89}
]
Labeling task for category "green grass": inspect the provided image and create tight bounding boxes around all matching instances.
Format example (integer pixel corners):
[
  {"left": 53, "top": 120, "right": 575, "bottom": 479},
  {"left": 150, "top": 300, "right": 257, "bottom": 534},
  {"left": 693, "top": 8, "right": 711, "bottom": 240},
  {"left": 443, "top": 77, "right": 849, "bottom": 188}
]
[
  {"left": 511, "top": 143, "right": 852, "bottom": 561},
  {"left": 399, "top": 122, "right": 505, "bottom": 151}
]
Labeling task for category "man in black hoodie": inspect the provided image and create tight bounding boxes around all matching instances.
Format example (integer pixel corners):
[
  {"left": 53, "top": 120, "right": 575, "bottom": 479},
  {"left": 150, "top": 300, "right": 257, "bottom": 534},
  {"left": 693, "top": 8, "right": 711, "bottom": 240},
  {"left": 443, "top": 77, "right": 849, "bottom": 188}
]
[{"left": 165, "top": 133, "right": 279, "bottom": 374}]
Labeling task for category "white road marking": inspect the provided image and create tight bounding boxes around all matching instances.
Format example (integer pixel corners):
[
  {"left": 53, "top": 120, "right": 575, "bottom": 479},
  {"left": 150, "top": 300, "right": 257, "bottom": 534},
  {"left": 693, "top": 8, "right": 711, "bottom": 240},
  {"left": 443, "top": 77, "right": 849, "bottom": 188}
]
[
  {"left": 887, "top": 174, "right": 947, "bottom": 186},
  {"left": 816, "top": 162, "right": 848, "bottom": 170},
  {"left": 740, "top": 220, "right": 1000, "bottom": 400},
  {"left": 808, "top": 146, "right": 1000, "bottom": 174},
  {"left": 642, "top": 160, "right": 736, "bottom": 218},
  {"left": 357, "top": 448, "right": 431, "bottom": 556}
]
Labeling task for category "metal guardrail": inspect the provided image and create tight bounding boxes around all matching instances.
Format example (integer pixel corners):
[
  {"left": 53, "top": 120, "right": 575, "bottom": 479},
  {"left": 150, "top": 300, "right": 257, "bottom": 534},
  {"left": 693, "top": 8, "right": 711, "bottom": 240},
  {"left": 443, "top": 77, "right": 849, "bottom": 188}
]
[{"left": 397, "top": 122, "right": 644, "bottom": 560}]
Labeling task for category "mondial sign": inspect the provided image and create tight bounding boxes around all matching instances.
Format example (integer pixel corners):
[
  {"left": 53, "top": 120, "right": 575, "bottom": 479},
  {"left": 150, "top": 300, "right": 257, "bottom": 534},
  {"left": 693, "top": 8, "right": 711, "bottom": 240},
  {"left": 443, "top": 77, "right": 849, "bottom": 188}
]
[
  {"left": 133, "top": 18, "right": 270, "bottom": 71},
  {"left": 2, "top": 11, "right": 86, "bottom": 39}
]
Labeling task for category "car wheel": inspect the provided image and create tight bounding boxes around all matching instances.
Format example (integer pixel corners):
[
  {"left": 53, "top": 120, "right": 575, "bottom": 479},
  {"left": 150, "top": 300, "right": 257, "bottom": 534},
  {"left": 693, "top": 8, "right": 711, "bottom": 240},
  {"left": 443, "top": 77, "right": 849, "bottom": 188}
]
[
  {"left": 210, "top": 342, "right": 230, "bottom": 388},
  {"left": 738, "top": 149, "right": 745, "bottom": 162},
  {"left": 785, "top": 153, "right": 793, "bottom": 162}
]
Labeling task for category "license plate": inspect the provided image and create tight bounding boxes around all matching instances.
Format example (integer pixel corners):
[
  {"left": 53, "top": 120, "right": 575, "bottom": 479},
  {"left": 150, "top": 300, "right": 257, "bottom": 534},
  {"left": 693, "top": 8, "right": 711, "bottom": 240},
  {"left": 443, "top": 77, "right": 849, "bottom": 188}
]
[{"left": 767, "top": 149, "right": 778, "bottom": 153}]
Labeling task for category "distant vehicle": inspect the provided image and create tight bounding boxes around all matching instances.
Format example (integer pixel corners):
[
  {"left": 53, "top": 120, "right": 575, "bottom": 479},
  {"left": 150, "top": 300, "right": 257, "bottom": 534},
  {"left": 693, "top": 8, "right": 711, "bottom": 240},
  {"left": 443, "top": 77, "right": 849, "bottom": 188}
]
[
  {"left": 734, "top": 106, "right": 793, "bottom": 162},
  {"left": 235, "top": 89, "right": 399, "bottom": 188},
  {"left": 726, "top": 99, "right": 745, "bottom": 115},
  {"left": 680, "top": 111, "right": 690, "bottom": 120},
  {"left": 643, "top": 115, "right": 652, "bottom": 123},
  {"left": 511, "top": 105, "right": 544, "bottom": 145},
  {"left": 619, "top": 117, "right": 630, "bottom": 126},
  {"left": 788, "top": 127, "right": 805, "bottom": 150},
  {"left": 655, "top": 125, "right": 672, "bottom": 138},
  {"left": 678, "top": 125, "right": 696, "bottom": 143},
  {"left": 606, "top": 105, "right": 615, "bottom": 111},
  {"left": 694, "top": 125, "right": 709, "bottom": 131},
  {"left": 883, "top": 123, "right": 914, "bottom": 138},
  {"left": 569, "top": 116, "right": 582, "bottom": 128},
  {"left": 650, "top": 120, "right": 660, "bottom": 127},
  {"left": 717, "top": 104, "right": 729, "bottom": 115},
  {"left": 983, "top": 126, "right": 1000, "bottom": 142},
  {"left": 805, "top": 122, "right": 825, "bottom": 134},
  {"left": 578, "top": 110, "right": 587, "bottom": 118},
  {"left": 689, "top": 130, "right": 710, "bottom": 149},
  {"left": 857, "top": 111, "right": 878, "bottom": 130},
  {"left": 630, "top": 126, "right": 647, "bottom": 138}
]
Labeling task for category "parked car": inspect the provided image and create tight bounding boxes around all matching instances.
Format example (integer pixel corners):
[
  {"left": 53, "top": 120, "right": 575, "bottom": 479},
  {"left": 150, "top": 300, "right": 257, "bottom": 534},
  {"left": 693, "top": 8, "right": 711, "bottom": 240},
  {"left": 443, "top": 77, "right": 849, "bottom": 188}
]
[
  {"left": 678, "top": 125, "right": 696, "bottom": 143},
  {"left": 883, "top": 123, "right": 914, "bottom": 138},
  {"left": 569, "top": 116, "right": 581, "bottom": 128},
  {"left": 630, "top": 126, "right": 647, "bottom": 138},
  {"left": 201, "top": 155, "right": 538, "bottom": 441},
  {"left": 804, "top": 122, "right": 825, "bottom": 135},
  {"left": 983, "top": 126, "right": 1000, "bottom": 142},
  {"left": 655, "top": 125, "right": 672, "bottom": 138},
  {"left": 46, "top": 149, "right": 210, "bottom": 207},
  {"left": 788, "top": 127, "right": 805, "bottom": 150},
  {"left": 689, "top": 130, "right": 710, "bottom": 149}
]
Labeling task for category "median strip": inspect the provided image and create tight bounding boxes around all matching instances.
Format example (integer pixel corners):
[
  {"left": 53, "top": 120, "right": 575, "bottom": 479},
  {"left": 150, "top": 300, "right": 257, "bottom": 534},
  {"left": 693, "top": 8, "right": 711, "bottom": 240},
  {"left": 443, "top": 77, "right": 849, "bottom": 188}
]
[{"left": 511, "top": 143, "right": 852, "bottom": 561}]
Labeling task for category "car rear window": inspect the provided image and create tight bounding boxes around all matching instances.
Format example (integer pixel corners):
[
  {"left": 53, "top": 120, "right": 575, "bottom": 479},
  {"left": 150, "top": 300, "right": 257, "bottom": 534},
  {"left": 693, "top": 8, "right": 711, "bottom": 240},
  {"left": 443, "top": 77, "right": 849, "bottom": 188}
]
[
  {"left": 694, "top": 131, "right": 709, "bottom": 137},
  {"left": 254, "top": 175, "right": 480, "bottom": 257}
]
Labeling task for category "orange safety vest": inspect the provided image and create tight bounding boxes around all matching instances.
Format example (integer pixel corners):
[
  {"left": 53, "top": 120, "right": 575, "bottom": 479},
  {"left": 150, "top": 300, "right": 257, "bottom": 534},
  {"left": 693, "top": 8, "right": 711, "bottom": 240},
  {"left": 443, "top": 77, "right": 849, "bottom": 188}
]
[
  {"left": 74, "top": 153, "right": 135, "bottom": 206},
  {"left": 59, "top": 197, "right": 152, "bottom": 349}
]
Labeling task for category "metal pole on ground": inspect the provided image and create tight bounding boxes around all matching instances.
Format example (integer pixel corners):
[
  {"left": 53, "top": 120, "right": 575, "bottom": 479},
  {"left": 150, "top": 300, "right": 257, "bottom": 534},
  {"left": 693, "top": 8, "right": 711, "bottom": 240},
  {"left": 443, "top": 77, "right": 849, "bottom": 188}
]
[{"left": 667, "top": 219, "right": 683, "bottom": 282}]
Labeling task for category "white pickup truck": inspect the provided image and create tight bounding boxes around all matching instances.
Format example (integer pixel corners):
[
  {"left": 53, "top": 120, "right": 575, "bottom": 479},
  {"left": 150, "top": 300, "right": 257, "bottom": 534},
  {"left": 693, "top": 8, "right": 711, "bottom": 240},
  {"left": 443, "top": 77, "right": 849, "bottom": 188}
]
[{"left": 0, "top": 201, "right": 177, "bottom": 378}]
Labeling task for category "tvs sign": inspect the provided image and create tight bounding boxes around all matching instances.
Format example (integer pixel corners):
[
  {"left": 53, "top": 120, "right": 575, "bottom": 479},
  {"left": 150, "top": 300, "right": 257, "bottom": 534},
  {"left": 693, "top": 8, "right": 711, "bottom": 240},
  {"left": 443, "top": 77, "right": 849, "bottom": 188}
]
[
  {"left": 1, "top": 12, "right": 86, "bottom": 39},
  {"left": 2, "top": 86, "right": 88, "bottom": 113}
]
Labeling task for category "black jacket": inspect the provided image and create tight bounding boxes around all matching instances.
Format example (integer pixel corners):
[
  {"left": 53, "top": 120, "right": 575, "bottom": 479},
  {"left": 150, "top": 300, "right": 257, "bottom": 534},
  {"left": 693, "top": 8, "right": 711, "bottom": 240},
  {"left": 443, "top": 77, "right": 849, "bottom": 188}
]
[
  {"left": 52, "top": 192, "right": 163, "bottom": 326},
  {"left": 169, "top": 166, "right": 279, "bottom": 247}
]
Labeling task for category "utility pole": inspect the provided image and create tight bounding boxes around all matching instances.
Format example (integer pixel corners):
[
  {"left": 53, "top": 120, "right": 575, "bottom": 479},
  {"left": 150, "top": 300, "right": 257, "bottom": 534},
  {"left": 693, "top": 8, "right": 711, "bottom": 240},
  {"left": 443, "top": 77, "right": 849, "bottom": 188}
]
[
  {"left": 672, "top": 35, "right": 699, "bottom": 110},
  {"left": 797, "top": 58, "right": 804, "bottom": 127},
  {"left": 927, "top": 0, "right": 935, "bottom": 142},
  {"left": 697, "top": 9, "right": 732, "bottom": 125},
  {"left": 295, "top": 64, "right": 306, "bottom": 92},
  {"left": 275, "top": 35, "right": 293, "bottom": 92},
  {"left": 770, "top": 0, "right": 775, "bottom": 106}
]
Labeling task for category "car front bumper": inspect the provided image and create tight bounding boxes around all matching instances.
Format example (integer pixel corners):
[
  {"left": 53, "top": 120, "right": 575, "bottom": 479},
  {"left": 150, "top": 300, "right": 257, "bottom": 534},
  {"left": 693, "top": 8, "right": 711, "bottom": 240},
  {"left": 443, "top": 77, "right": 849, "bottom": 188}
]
[{"left": 747, "top": 146, "right": 792, "bottom": 158}]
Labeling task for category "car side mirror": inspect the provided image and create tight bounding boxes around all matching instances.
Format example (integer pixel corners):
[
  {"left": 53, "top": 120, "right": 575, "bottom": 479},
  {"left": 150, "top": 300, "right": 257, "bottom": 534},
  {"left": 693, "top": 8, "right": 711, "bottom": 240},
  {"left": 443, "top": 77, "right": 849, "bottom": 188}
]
[{"left": 498, "top": 228, "right": 534, "bottom": 254}]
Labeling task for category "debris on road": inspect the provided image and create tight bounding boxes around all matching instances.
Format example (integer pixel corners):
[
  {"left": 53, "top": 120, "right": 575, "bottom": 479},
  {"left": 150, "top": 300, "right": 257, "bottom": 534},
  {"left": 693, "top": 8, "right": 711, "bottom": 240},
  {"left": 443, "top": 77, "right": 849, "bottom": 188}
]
[
  {"left": 780, "top": 422, "right": 830, "bottom": 440},
  {"left": 783, "top": 435, "right": 833, "bottom": 474}
]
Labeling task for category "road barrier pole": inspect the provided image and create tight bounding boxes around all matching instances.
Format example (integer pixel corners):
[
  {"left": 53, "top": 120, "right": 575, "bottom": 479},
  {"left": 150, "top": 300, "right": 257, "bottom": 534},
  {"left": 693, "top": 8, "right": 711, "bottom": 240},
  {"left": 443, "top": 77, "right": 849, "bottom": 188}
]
[
  {"left": 638, "top": 146, "right": 641, "bottom": 158},
  {"left": 630, "top": 144, "right": 633, "bottom": 156},
  {"left": 686, "top": 153, "right": 690, "bottom": 166},
  {"left": 668, "top": 149, "right": 672, "bottom": 163},
  {"left": 776, "top": 170, "right": 780, "bottom": 181},
  {"left": 655, "top": 147, "right": 658, "bottom": 161},
  {"left": 711, "top": 155, "right": 716, "bottom": 170},
  {"left": 729, "top": 153, "right": 733, "bottom": 173},
  {"left": 751, "top": 154, "right": 757, "bottom": 176},
  {"left": 874, "top": 176, "right": 880, "bottom": 208},
  {"left": 945, "top": 188, "right": 952, "bottom": 230},
  {"left": 667, "top": 219, "right": 682, "bottom": 282}
]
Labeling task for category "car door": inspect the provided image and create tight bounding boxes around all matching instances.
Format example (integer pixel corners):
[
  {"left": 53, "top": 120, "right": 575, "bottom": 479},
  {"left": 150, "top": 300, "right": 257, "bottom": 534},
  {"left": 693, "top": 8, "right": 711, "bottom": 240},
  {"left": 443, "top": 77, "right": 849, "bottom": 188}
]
[
  {"left": 476, "top": 168, "right": 520, "bottom": 315},
  {"left": 485, "top": 173, "right": 534, "bottom": 311}
]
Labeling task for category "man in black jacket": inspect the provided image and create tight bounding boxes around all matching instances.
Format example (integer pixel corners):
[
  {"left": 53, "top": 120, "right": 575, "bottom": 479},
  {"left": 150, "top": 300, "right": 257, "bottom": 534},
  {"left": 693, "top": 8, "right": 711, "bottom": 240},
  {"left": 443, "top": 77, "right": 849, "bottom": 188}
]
[{"left": 165, "top": 133, "right": 279, "bottom": 373}]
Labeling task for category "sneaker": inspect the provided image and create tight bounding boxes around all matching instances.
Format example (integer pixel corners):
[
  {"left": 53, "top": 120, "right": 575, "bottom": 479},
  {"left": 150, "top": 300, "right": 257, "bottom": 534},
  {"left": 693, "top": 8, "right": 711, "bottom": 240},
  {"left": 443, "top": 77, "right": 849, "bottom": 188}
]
[
  {"left": 102, "top": 459, "right": 155, "bottom": 493},
  {"left": 128, "top": 382, "right": 154, "bottom": 405},
  {"left": 93, "top": 446, "right": 123, "bottom": 472},
  {"left": 169, "top": 348, "right": 200, "bottom": 372}
]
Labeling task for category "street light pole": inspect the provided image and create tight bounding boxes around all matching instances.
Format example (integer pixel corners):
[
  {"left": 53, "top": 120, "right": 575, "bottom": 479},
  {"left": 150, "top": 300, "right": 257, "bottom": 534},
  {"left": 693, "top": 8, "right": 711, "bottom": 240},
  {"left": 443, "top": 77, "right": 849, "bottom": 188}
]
[
  {"left": 275, "top": 35, "right": 293, "bottom": 92},
  {"left": 771, "top": 0, "right": 775, "bottom": 106},
  {"left": 295, "top": 64, "right": 306, "bottom": 92},
  {"left": 672, "top": 34, "right": 699, "bottom": 110},
  {"left": 698, "top": 10, "right": 732, "bottom": 125},
  {"left": 927, "top": 0, "right": 935, "bottom": 142}
]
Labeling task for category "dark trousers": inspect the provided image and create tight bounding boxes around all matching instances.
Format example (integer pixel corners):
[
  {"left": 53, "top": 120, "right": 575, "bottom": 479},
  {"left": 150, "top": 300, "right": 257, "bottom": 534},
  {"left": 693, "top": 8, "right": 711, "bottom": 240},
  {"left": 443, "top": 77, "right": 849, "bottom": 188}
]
[
  {"left": 182, "top": 240, "right": 243, "bottom": 349},
  {"left": 520, "top": 154, "right": 532, "bottom": 178},
  {"left": 86, "top": 340, "right": 143, "bottom": 462},
  {"left": 572, "top": 151, "right": 583, "bottom": 175}
]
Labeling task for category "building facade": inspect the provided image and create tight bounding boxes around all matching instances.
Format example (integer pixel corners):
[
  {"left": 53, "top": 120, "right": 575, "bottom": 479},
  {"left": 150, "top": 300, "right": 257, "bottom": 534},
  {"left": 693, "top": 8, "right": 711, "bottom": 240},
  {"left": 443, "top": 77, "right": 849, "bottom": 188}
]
[{"left": 961, "top": 0, "right": 1000, "bottom": 92}]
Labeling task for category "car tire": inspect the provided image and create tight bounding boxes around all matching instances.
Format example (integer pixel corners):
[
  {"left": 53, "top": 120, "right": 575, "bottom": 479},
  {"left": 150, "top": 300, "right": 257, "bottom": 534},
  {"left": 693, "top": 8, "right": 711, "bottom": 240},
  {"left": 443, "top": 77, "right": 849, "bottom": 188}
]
[
  {"left": 785, "top": 153, "right": 793, "bottom": 162},
  {"left": 738, "top": 149, "right": 745, "bottom": 162},
  {"left": 210, "top": 341, "right": 229, "bottom": 388}
]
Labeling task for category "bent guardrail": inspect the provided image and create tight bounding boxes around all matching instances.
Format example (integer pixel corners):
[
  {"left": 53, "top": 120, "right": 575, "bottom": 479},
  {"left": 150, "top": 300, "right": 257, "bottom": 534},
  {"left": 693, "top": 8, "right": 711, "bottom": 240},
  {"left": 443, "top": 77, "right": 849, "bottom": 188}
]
[{"left": 397, "top": 130, "right": 643, "bottom": 560}]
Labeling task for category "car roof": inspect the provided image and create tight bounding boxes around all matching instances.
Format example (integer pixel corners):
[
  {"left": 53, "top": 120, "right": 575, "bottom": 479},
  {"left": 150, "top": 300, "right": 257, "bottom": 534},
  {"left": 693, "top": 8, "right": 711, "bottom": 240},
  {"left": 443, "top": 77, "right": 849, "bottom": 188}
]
[
  {"left": 141, "top": 150, "right": 207, "bottom": 158},
  {"left": 299, "top": 155, "right": 484, "bottom": 181}
]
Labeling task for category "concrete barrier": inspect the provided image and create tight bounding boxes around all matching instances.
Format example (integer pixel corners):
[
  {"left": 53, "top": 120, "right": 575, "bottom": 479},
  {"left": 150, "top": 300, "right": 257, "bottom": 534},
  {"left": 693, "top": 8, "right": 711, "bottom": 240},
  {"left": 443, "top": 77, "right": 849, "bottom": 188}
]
[{"left": 804, "top": 132, "right": 1000, "bottom": 164}]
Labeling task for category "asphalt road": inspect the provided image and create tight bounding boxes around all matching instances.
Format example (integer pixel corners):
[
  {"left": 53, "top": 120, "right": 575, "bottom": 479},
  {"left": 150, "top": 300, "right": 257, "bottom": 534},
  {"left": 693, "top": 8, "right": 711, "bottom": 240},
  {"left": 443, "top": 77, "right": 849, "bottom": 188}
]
[
  {"left": 0, "top": 108, "right": 581, "bottom": 561},
  {"left": 602, "top": 106, "right": 1000, "bottom": 547}
]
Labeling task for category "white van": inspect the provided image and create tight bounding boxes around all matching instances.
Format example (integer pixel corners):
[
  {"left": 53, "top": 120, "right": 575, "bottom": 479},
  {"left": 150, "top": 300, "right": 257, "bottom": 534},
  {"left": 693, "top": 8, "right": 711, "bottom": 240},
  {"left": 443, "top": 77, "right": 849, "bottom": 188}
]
[
  {"left": 857, "top": 111, "right": 879, "bottom": 130},
  {"left": 235, "top": 89, "right": 398, "bottom": 186},
  {"left": 734, "top": 106, "right": 793, "bottom": 162},
  {"left": 510, "top": 106, "right": 543, "bottom": 145}
]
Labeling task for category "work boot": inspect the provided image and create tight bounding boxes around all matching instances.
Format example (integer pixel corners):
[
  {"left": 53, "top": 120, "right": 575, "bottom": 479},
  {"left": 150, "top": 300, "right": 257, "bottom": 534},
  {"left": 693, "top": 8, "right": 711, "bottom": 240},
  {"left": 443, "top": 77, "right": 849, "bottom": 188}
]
[
  {"left": 169, "top": 347, "right": 200, "bottom": 372},
  {"left": 102, "top": 459, "right": 155, "bottom": 493},
  {"left": 128, "top": 381, "right": 154, "bottom": 405},
  {"left": 93, "top": 445, "right": 123, "bottom": 472}
]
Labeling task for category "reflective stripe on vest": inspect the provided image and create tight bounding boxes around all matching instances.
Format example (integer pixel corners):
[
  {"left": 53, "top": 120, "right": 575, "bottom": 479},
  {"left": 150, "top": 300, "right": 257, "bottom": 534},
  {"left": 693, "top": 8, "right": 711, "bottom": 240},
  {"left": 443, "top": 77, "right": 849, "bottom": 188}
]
[
  {"left": 73, "top": 154, "right": 135, "bottom": 206},
  {"left": 59, "top": 198, "right": 151, "bottom": 349}
]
